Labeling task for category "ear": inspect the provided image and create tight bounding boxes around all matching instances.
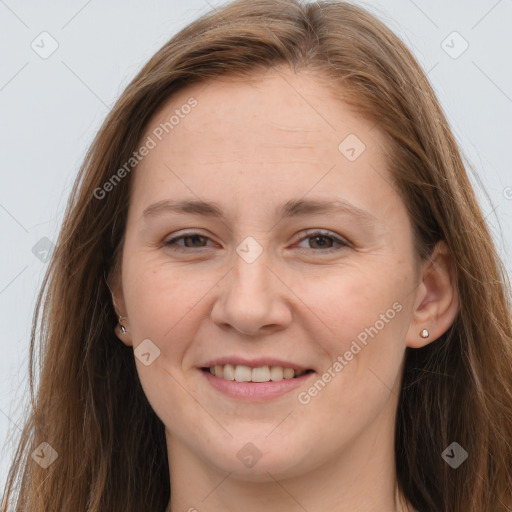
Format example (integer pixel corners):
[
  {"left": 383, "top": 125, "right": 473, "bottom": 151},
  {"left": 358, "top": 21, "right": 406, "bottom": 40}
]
[
  {"left": 406, "top": 241, "right": 459, "bottom": 348},
  {"left": 106, "top": 269, "right": 133, "bottom": 347}
]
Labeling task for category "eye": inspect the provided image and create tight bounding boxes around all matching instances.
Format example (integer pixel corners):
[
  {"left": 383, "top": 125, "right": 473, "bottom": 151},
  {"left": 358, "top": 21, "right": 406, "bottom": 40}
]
[
  {"left": 164, "top": 231, "right": 214, "bottom": 251},
  {"left": 295, "top": 230, "right": 350, "bottom": 253},
  {"left": 163, "top": 230, "right": 350, "bottom": 253}
]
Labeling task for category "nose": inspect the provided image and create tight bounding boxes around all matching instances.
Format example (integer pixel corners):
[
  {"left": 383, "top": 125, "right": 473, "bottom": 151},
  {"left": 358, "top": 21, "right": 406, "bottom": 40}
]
[{"left": 210, "top": 250, "right": 293, "bottom": 337}]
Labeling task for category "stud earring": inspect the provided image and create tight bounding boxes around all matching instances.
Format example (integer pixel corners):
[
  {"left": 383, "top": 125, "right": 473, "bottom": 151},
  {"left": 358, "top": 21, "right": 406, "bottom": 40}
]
[
  {"left": 420, "top": 329, "right": 429, "bottom": 338},
  {"left": 118, "top": 316, "right": 127, "bottom": 334}
]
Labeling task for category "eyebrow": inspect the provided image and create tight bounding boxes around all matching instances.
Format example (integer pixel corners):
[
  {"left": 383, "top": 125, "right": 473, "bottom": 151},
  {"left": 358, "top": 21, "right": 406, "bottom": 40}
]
[{"left": 141, "top": 198, "right": 377, "bottom": 224}]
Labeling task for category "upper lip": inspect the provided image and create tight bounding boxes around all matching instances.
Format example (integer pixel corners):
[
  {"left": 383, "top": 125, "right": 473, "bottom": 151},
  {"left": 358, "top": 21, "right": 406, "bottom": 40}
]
[{"left": 200, "top": 356, "right": 312, "bottom": 372}]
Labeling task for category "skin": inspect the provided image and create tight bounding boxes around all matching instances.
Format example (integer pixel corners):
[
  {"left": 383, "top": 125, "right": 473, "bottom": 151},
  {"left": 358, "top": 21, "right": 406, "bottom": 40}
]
[{"left": 112, "top": 66, "right": 458, "bottom": 512}]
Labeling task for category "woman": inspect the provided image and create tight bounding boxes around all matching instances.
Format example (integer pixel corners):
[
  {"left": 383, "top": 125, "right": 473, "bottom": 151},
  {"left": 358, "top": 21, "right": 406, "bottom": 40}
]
[{"left": 2, "top": 0, "right": 511, "bottom": 511}]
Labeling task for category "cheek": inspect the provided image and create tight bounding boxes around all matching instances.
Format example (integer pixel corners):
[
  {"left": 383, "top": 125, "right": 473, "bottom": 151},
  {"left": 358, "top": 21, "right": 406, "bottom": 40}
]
[
  {"left": 293, "top": 266, "right": 411, "bottom": 422},
  {"left": 122, "top": 255, "right": 211, "bottom": 359},
  {"left": 295, "top": 273, "right": 409, "bottom": 426},
  {"left": 120, "top": 257, "right": 211, "bottom": 421},
  {"left": 295, "top": 262, "right": 409, "bottom": 353}
]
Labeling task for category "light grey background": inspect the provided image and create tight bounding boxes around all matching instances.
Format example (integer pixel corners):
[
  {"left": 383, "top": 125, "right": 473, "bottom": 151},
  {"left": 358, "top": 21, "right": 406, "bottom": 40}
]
[{"left": 1, "top": 0, "right": 511, "bottom": 489}]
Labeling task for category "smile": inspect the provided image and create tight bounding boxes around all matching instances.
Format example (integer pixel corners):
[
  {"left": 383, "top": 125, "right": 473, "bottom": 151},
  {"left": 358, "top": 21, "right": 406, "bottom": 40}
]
[
  {"left": 203, "top": 364, "right": 311, "bottom": 382},
  {"left": 200, "top": 364, "right": 315, "bottom": 401}
]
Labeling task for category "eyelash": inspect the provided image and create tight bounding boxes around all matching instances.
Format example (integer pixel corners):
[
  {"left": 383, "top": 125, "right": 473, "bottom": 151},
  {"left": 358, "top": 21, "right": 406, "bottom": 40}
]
[{"left": 163, "top": 230, "right": 350, "bottom": 254}]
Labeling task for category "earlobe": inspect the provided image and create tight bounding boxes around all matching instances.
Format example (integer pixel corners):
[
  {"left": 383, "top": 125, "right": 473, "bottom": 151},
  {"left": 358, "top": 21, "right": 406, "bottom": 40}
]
[
  {"left": 118, "top": 316, "right": 128, "bottom": 334},
  {"left": 406, "top": 241, "right": 459, "bottom": 348},
  {"left": 105, "top": 272, "right": 133, "bottom": 347},
  {"left": 114, "top": 315, "right": 133, "bottom": 346}
]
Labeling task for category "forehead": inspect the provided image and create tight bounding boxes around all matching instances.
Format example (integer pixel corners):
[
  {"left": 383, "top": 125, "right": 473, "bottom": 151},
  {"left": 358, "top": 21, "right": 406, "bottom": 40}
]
[
  {"left": 146, "top": 68, "right": 375, "bottom": 151},
  {"left": 129, "top": 67, "right": 396, "bottom": 222}
]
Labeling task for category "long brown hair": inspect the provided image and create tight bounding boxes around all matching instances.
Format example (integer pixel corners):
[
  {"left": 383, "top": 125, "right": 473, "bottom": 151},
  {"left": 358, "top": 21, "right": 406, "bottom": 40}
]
[{"left": 2, "top": 1, "right": 511, "bottom": 510}]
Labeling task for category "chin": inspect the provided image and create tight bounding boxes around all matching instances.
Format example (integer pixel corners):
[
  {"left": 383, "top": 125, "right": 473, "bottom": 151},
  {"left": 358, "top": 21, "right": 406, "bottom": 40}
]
[
  {"left": 209, "top": 454, "right": 308, "bottom": 482},
  {"left": 197, "top": 434, "right": 317, "bottom": 481}
]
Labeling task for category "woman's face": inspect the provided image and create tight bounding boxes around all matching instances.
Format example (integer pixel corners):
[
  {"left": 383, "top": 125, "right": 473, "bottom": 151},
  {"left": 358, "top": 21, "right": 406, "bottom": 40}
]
[{"left": 115, "top": 67, "right": 426, "bottom": 480}]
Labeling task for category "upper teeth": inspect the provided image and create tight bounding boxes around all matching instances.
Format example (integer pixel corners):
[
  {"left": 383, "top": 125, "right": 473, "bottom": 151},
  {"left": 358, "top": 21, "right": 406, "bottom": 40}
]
[{"left": 208, "top": 364, "right": 307, "bottom": 382}]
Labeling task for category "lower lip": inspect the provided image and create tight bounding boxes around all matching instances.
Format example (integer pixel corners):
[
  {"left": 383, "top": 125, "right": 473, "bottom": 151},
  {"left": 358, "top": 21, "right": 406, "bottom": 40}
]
[{"left": 201, "top": 369, "right": 314, "bottom": 401}]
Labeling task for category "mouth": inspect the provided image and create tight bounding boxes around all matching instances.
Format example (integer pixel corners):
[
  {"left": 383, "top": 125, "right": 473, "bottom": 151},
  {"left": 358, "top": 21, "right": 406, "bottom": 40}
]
[{"left": 201, "top": 364, "right": 314, "bottom": 383}]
